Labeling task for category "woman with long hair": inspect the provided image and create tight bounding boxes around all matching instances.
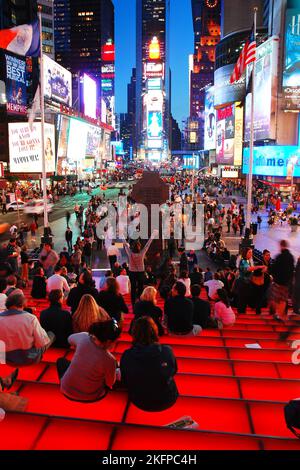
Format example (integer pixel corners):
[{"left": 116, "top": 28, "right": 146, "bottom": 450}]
[
  {"left": 131, "top": 286, "right": 164, "bottom": 336},
  {"left": 72, "top": 294, "right": 109, "bottom": 333},
  {"left": 120, "top": 316, "right": 178, "bottom": 412}
]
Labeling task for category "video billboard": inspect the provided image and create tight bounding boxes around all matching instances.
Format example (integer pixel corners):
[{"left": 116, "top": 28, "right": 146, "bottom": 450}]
[
  {"left": 245, "top": 37, "right": 279, "bottom": 141},
  {"left": 5, "top": 52, "right": 27, "bottom": 115},
  {"left": 243, "top": 145, "right": 300, "bottom": 177},
  {"left": 214, "top": 64, "right": 246, "bottom": 107},
  {"left": 44, "top": 54, "right": 72, "bottom": 106},
  {"left": 83, "top": 73, "right": 97, "bottom": 119},
  {"left": 9, "top": 122, "right": 55, "bottom": 173},
  {"left": 216, "top": 105, "right": 235, "bottom": 165},
  {"left": 283, "top": 3, "right": 300, "bottom": 110},
  {"left": 144, "top": 62, "right": 164, "bottom": 79},
  {"left": 147, "top": 111, "right": 163, "bottom": 139},
  {"left": 204, "top": 86, "right": 216, "bottom": 151}
]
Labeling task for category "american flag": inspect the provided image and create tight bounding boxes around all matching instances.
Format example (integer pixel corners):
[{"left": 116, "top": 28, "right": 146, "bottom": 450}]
[{"left": 230, "top": 28, "right": 256, "bottom": 84}]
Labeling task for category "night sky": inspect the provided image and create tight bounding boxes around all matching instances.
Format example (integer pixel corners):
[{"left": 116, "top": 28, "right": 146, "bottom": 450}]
[{"left": 114, "top": 0, "right": 193, "bottom": 127}]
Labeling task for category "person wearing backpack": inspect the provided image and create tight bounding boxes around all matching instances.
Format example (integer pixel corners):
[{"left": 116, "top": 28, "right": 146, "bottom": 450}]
[{"left": 120, "top": 316, "right": 178, "bottom": 412}]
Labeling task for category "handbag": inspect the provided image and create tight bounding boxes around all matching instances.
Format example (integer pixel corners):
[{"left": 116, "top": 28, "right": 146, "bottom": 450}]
[{"left": 284, "top": 399, "right": 300, "bottom": 438}]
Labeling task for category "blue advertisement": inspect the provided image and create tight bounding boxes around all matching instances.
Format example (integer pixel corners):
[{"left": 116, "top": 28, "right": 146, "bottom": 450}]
[
  {"left": 283, "top": 3, "right": 300, "bottom": 110},
  {"left": 243, "top": 146, "right": 300, "bottom": 177},
  {"left": 5, "top": 52, "right": 27, "bottom": 115},
  {"left": 147, "top": 111, "right": 162, "bottom": 139}
]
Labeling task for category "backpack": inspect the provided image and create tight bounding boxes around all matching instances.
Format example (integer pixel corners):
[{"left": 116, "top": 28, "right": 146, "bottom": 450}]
[{"left": 284, "top": 400, "right": 300, "bottom": 438}]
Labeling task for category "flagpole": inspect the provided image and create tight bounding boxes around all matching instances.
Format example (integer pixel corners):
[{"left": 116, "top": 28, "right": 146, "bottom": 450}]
[
  {"left": 38, "top": 6, "right": 51, "bottom": 244},
  {"left": 245, "top": 7, "right": 257, "bottom": 234}
]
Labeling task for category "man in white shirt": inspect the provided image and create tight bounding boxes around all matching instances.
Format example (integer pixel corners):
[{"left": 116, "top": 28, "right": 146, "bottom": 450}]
[
  {"left": 116, "top": 269, "right": 131, "bottom": 296},
  {"left": 107, "top": 242, "right": 120, "bottom": 270},
  {"left": 204, "top": 273, "right": 224, "bottom": 300},
  {"left": 47, "top": 265, "right": 70, "bottom": 297},
  {"left": 0, "top": 290, "right": 54, "bottom": 365}
]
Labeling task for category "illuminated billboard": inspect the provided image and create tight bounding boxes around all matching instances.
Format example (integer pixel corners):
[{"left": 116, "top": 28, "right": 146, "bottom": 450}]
[
  {"left": 67, "top": 118, "right": 88, "bottom": 162},
  {"left": 44, "top": 54, "right": 72, "bottom": 106},
  {"left": 144, "top": 62, "right": 164, "bottom": 79},
  {"left": 147, "top": 111, "right": 163, "bottom": 139},
  {"left": 101, "top": 40, "right": 115, "bottom": 62},
  {"left": 243, "top": 146, "right": 300, "bottom": 177},
  {"left": 216, "top": 105, "right": 235, "bottom": 165},
  {"left": 9, "top": 122, "right": 55, "bottom": 173},
  {"left": 144, "top": 89, "right": 163, "bottom": 112},
  {"left": 4, "top": 51, "right": 27, "bottom": 115},
  {"left": 245, "top": 37, "right": 279, "bottom": 141},
  {"left": 283, "top": 5, "right": 300, "bottom": 110},
  {"left": 214, "top": 64, "right": 245, "bottom": 107},
  {"left": 147, "top": 78, "right": 162, "bottom": 90},
  {"left": 204, "top": 86, "right": 216, "bottom": 151},
  {"left": 234, "top": 104, "right": 243, "bottom": 166},
  {"left": 149, "top": 37, "right": 160, "bottom": 60},
  {"left": 83, "top": 73, "right": 97, "bottom": 119}
]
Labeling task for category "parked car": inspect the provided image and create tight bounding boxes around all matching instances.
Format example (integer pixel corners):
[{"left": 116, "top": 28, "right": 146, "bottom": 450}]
[
  {"left": 24, "top": 199, "right": 54, "bottom": 216},
  {"left": 6, "top": 201, "right": 26, "bottom": 212}
]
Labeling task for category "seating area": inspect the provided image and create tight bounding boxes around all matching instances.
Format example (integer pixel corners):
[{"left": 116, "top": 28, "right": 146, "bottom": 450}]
[{"left": 1, "top": 288, "right": 300, "bottom": 450}]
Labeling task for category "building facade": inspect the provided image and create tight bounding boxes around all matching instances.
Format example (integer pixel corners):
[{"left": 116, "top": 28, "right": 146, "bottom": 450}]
[
  {"left": 190, "top": 0, "right": 221, "bottom": 150},
  {"left": 54, "top": 0, "right": 115, "bottom": 126},
  {"left": 136, "top": 0, "right": 170, "bottom": 161}
]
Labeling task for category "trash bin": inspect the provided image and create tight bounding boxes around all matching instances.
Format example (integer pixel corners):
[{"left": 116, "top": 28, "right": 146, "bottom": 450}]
[{"left": 251, "top": 223, "right": 258, "bottom": 236}]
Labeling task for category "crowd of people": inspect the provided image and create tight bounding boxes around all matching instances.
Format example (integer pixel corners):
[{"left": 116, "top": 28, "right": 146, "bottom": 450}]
[{"left": 0, "top": 171, "right": 300, "bottom": 417}]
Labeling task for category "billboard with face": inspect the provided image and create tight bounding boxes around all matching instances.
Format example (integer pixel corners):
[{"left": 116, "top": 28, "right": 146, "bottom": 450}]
[
  {"left": 147, "top": 111, "right": 163, "bottom": 139},
  {"left": 204, "top": 86, "right": 216, "bottom": 151},
  {"left": 245, "top": 37, "right": 279, "bottom": 142},
  {"left": 283, "top": 4, "right": 300, "bottom": 110},
  {"left": 9, "top": 122, "right": 55, "bottom": 173},
  {"left": 216, "top": 105, "right": 235, "bottom": 165}
]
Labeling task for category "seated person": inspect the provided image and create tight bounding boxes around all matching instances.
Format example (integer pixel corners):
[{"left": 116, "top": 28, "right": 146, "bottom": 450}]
[
  {"left": 189, "top": 266, "right": 203, "bottom": 286},
  {"left": 0, "top": 291, "right": 55, "bottom": 365},
  {"left": 204, "top": 273, "right": 224, "bottom": 300},
  {"left": 40, "top": 290, "right": 73, "bottom": 348},
  {"left": 164, "top": 282, "right": 202, "bottom": 336},
  {"left": 56, "top": 320, "right": 121, "bottom": 402},
  {"left": 190, "top": 284, "right": 211, "bottom": 329},
  {"left": 0, "top": 278, "right": 7, "bottom": 312},
  {"left": 214, "top": 289, "right": 236, "bottom": 329},
  {"left": 144, "top": 266, "right": 157, "bottom": 286},
  {"left": 31, "top": 267, "right": 47, "bottom": 299},
  {"left": 116, "top": 269, "right": 131, "bottom": 296},
  {"left": 131, "top": 286, "right": 164, "bottom": 336},
  {"left": 72, "top": 294, "right": 109, "bottom": 333},
  {"left": 120, "top": 317, "right": 178, "bottom": 412},
  {"left": 97, "top": 277, "right": 128, "bottom": 323}
]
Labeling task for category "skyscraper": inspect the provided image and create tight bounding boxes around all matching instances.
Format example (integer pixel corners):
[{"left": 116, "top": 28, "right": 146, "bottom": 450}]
[
  {"left": 54, "top": 0, "right": 114, "bottom": 124},
  {"left": 0, "top": 0, "right": 37, "bottom": 29},
  {"left": 39, "top": 0, "right": 55, "bottom": 58},
  {"left": 190, "top": 0, "right": 221, "bottom": 149},
  {"left": 136, "top": 0, "right": 170, "bottom": 161}
]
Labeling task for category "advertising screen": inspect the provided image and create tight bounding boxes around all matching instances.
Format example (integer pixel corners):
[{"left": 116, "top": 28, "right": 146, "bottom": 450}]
[
  {"left": 86, "top": 125, "right": 102, "bottom": 159},
  {"left": 83, "top": 73, "right": 97, "bottom": 119},
  {"left": 145, "top": 90, "right": 163, "bottom": 112},
  {"left": 245, "top": 37, "right": 279, "bottom": 141},
  {"left": 9, "top": 122, "right": 55, "bottom": 173},
  {"left": 5, "top": 52, "right": 27, "bottom": 115},
  {"left": 183, "top": 155, "right": 200, "bottom": 170},
  {"left": 243, "top": 146, "right": 300, "bottom": 177},
  {"left": 144, "top": 62, "right": 164, "bottom": 79},
  {"left": 283, "top": 5, "right": 300, "bottom": 110},
  {"left": 204, "top": 86, "right": 216, "bottom": 151},
  {"left": 44, "top": 55, "right": 72, "bottom": 106},
  {"left": 216, "top": 105, "right": 235, "bottom": 165},
  {"left": 147, "top": 111, "right": 163, "bottom": 139},
  {"left": 67, "top": 119, "right": 88, "bottom": 162},
  {"left": 147, "top": 78, "right": 162, "bottom": 90},
  {"left": 214, "top": 64, "right": 246, "bottom": 107},
  {"left": 56, "top": 115, "right": 70, "bottom": 175},
  {"left": 234, "top": 104, "right": 244, "bottom": 166}
]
